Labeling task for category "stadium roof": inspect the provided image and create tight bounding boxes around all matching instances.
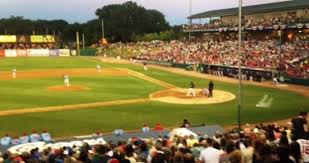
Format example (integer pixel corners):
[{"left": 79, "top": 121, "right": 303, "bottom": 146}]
[{"left": 189, "top": 0, "right": 309, "bottom": 19}]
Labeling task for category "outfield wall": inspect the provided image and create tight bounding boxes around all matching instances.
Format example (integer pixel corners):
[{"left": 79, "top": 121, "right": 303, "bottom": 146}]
[{"left": 0, "top": 49, "right": 74, "bottom": 57}]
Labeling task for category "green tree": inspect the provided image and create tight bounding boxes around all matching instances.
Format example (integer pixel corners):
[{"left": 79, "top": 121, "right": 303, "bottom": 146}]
[
  {"left": 95, "top": 1, "right": 169, "bottom": 42},
  {"left": 0, "top": 1, "right": 171, "bottom": 44}
]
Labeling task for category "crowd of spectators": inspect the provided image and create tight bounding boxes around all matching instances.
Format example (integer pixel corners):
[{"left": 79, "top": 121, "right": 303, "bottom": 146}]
[
  {"left": 103, "top": 41, "right": 163, "bottom": 58},
  {"left": 184, "top": 19, "right": 222, "bottom": 31},
  {"left": 0, "top": 112, "right": 307, "bottom": 163},
  {"left": 184, "top": 12, "right": 308, "bottom": 31},
  {"left": 130, "top": 38, "right": 308, "bottom": 78}
]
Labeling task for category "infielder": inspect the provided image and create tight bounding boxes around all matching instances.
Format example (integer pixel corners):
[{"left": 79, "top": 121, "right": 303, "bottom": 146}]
[
  {"left": 273, "top": 76, "right": 279, "bottom": 85},
  {"left": 96, "top": 65, "right": 101, "bottom": 72},
  {"left": 64, "top": 74, "right": 70, "bottom": 87},
  {"left": 12, "top": 68, "right": 16, "bottom": 79},
  {"left": 186, "top": 81, "right": 196, "bottom": 97}
]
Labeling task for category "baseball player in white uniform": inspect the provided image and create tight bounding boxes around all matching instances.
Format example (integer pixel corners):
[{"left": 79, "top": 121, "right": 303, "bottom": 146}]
[
  {"left": 186, "top": 81, "right": 196, "bottom": 97},
  {"left": 64, "top": 74, "right": 70, "bottom": 87},
  {"left": 273, "top": 76, "right": 279, "bottom": 85},
  {"left": 96, "top": 65, "right": 101, "bottom": 72},
  {"left": 12, "top": 68, "right": 16, "bottom": 79},
  {"left": 200, "top": 88, "right": 209, "bottom": 96}
]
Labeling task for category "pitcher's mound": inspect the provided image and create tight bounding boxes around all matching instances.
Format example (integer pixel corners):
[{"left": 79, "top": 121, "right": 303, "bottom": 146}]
[
  {"left": 150, "top": 88, "right": 235, "bottom": 104},
  {"left": 47, "top": 85, "right": 90, "bottom": 92}
]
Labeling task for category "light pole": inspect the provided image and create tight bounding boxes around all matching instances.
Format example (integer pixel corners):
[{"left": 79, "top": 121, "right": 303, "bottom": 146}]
[
  {"left": 76, "top": 32, "right": 80, "bottom": 56},
  {"left": 101, "top": 18, "right": 105, "bottom": 39},
  {"left": 237, "top": 0, "right": 243, "bottom": 132},
  {"left": 189, "top": 0, "right": 192, "bottom": 40},
  {"left": 82, "top": 33, "right": 85, "bottom": 49}
]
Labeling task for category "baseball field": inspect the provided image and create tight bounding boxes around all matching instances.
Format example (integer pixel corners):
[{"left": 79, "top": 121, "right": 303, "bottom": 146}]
[{"left": 0, "top": 57, "right": 308, "bottom": 137}]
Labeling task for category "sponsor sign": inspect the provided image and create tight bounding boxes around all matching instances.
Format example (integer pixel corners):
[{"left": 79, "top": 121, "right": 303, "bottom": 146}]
[
  {"left": 43, "top": 35, "right": 55, "bottom": 42},
  {"left": 59, "top": 49, "right": 70, "bottom": 56},
  {"left": 27, "top": 49, "right": 49, "bottom": 57},
  {"left": 169, "top": 128, "right": 198, "bottom": 138},
  {"left": 4, "top": 50, "right": 17, "bottom": 57},
  {"left": 0, "top": 35, "right": 17, "bottom": 43},
  {"left": 31, "top": 35, "right": 43, "bottom": 43},
  {"left": 31, "top": 35, "right": 55, "bottom": 43},
  {"left": 49, "top": 49, "right": 59, "bottom": 56},
  {"left": 9, "top": 142, "right": 45, "bottom": 155},
  {"left": 297, "top": 23, "right": 304, "bottom": 29},
  {"left": 8, "top": 138, "right": 106, "bottom": 155},
  {"left": 0, "top": 49, "right": 5, "bottom": 57},
  {"left": 17, "top": 49, "right": 27, "bottom": 57}
]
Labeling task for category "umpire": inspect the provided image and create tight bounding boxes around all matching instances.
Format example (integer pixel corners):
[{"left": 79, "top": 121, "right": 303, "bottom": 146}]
[{"left": 208, "top": 80, "right": 214, "bottom": 97}]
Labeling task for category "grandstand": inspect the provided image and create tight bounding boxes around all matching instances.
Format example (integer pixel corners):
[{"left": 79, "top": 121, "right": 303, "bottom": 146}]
[
  {"left": 185, "top": 0, "right": 309, "bottom": 32},
  {"left": 180, "top": 0, "right": 309, "bottom": 85}
]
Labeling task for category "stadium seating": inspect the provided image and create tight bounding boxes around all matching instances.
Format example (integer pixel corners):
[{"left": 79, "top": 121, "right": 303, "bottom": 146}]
[{"left": 0, "top": 122, "right": 307, "bottom": 163}]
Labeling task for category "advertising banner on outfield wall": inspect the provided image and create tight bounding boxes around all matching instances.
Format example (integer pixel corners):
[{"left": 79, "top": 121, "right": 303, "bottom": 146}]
[
  {"left": 59, "top": 49, "right": 70, "bottom": 56},
  {"left": 5, "top": 50, "right": 17, "bottom": 57},
  {"left": 17, "top": 35, "right": 31, "bottom": 43},
  {"left": 31, "top": 35, "right": 55, "bottom": 43},
  {"left": 17, "top": 49, "right": 28, "bottom": 57},
  {"left": 0, "top": 50, "right": 5, "bottom": 57},
  {"left": 71, "top": 50, "right": 77, "bottom": 56},
  {"left": 49, "top": 49, "right": 59, "bottom": 56},
  {"left": 27, "top": 49, "right": 49, "bottom": 57},
  {"left": 0, "top": 35, "right": 17, "bottom": 43}
]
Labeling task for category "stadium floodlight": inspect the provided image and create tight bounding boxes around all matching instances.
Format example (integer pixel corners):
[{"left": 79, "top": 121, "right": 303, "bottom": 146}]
[{"left": 237, "top": 0, "right": 243, "bottom": 133}]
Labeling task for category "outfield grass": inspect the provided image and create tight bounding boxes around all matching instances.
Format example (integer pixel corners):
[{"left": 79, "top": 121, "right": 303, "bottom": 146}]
[{"left": 0, "top": 57, "right": 308, "bottom": 137}]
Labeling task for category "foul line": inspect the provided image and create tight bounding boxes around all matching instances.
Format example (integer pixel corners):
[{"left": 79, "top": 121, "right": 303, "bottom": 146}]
[
  {"left": 0, "top": 98, "right": 150, "bottom": 117},
  {"left": 118, "top": 68, "right": 176, "bottom": 89}
]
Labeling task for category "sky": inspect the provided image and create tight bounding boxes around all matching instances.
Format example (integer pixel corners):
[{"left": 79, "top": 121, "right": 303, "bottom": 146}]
[{"left": 0, "top": 0, "right": 289, "bottom": 25}]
